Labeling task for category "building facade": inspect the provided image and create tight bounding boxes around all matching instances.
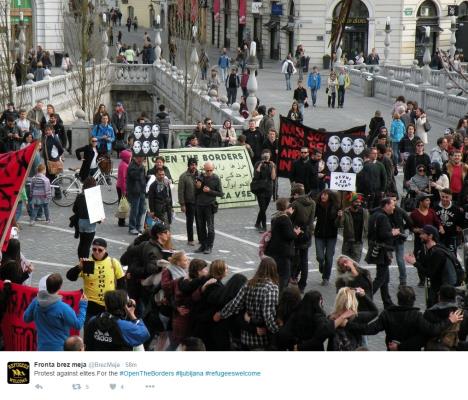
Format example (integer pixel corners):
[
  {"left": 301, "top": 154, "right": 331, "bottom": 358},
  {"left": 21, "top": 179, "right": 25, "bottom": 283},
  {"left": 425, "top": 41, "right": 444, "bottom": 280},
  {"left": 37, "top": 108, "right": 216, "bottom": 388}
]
[{"left": 203, "top": 0, "right": 468, "bottom": 67}]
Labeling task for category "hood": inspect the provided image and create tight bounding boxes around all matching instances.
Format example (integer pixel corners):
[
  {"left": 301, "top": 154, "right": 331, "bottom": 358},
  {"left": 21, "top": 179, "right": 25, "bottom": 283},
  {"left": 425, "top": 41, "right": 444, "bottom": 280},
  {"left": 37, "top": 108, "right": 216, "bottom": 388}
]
[
  {"left": 428, "top": 302, "right": 458, "bottom": 311},
  {"left": 156, "top": 112, "right": 168, "bottom": 119},
  {"left": 295, "top": 195, "right": 314, "bottom": 207},
  {"left": 373, "top": 117, "right": 384, "bottom": 123},
  {"left": 37, "top": 290, "right": 62, "bottom": 308},
  {"left": 272, "top": 211, "right": 289, "bottom": 219},
  {"left": 120, "top": 149, "right": 132, "bottom": 164}
]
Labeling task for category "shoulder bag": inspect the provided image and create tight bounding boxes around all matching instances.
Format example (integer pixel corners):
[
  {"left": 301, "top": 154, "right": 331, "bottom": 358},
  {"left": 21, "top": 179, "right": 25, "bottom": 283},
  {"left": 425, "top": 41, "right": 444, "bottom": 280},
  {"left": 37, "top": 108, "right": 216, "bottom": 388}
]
[{"left": 45, "top": 137, "right": 64, "bottom": 175}]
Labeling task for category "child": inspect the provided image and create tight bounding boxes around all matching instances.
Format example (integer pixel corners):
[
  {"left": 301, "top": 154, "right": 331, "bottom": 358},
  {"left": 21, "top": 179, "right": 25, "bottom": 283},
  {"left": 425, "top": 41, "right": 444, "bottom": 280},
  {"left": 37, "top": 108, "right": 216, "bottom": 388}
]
[{"left": 29, "top": 164, "right": 51, "bottom": 225}]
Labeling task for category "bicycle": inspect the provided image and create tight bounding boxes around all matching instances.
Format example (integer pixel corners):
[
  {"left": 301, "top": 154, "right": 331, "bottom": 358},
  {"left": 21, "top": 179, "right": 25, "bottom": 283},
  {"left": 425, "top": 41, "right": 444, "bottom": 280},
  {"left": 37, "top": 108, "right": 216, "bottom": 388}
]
[{"left": 51, "top": 160, "right": 118, "bottom": 207}]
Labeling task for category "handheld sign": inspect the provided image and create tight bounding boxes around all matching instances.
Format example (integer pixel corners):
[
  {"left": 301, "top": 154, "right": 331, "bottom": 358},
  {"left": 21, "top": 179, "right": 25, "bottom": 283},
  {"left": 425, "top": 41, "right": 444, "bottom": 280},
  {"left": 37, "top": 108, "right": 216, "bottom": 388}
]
[
  {"left": 84, "top": 185, "right": 106, "bottom": 223},
  {"left": 330, "top": 172, "right": 356, "bottom": 192}
]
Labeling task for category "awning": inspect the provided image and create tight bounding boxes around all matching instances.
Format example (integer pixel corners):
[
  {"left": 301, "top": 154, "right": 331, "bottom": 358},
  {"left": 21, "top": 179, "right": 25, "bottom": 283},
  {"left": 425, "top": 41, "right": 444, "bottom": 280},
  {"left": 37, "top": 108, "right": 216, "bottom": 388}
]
[
  {"left": 416, "top": 25, "right": 443, "bottom": 32},
  {"left": 264, "top": 20, "right": 280, "bottom": 30},
  {"left": 281, "top": 22, "right": 295, "bottom": 32}
]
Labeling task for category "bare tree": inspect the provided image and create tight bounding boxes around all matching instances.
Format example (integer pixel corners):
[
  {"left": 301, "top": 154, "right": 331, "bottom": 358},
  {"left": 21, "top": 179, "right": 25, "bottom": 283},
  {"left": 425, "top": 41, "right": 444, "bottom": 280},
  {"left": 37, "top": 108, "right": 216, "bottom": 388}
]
[{"left": 62, "top": 0, "right": 109, "bottom": 120}]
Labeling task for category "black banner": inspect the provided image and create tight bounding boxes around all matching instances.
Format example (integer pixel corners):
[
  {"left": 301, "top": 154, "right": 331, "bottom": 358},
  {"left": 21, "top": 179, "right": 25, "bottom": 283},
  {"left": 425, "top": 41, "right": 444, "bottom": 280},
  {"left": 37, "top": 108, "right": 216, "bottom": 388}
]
[{"left": 132, "top": 123, "right": 160, "bottom": 156}]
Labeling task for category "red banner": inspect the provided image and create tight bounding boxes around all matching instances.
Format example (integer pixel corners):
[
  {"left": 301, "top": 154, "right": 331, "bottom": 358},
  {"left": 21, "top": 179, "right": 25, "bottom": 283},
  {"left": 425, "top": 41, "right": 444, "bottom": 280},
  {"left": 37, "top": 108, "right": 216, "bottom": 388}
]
[
  {"left": 239, "top": 0, "right": 246, "bottom": 24},
  {"left": 213, "top": 0, "right": 220, "bottom": 21},
  {"left": 0, "top": 280, "right": 82, "bottom": 351},
  {"left": 0, "top": 143, "right": 38, "bottom": 251},
  {"left": 191, "top": 0, "right": 198, "bottom": 23}
]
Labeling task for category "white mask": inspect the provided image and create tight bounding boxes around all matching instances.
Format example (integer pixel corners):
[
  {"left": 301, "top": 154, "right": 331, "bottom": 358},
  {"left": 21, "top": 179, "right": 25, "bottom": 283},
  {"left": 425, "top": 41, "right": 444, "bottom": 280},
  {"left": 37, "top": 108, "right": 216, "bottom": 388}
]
[
  {"left": 326, "top": 155, "right": 339, "bottom": 172},
  {"left": 328, "top": 136, "right": 341, "bottom": 153},
  {"left": 151, "top": 124, "right": 160, "bottom": 137},
  {"left": 143, "top": 125, "right": 151, "bottom": 139},
  {"left": 133, "top": 140, "right": 141, "bottom": 154},
  {"left": 341, "top": 137, "right": 353, "bottom": 153},
  {"left": 142, "top": 141, "right": 150, "bottom": 154},
  {"left": 353, "top": 139, "right": 365, "bottom": 155},
  {"left": 340, "top": 156, "right": 352, "bottom": 172},
  {"left": 134, "top": 126, "right": 142, "bottom": 139},
  {"left": 150, "top": 140, "right": 159, "bottom": 154},
  {"left": 352, "top": 157, "right": 364, "bottom": 173}
]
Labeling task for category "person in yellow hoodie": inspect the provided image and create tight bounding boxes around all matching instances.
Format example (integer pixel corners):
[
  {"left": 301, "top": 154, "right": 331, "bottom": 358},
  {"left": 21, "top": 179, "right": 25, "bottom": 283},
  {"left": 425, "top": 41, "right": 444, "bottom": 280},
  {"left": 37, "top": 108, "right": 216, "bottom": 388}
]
[
  {"left": 66, "top": 237, "right": 125, "bottom": 322},
  {"left": 337, "top": 67, "right": 351, "bottom": 108}
]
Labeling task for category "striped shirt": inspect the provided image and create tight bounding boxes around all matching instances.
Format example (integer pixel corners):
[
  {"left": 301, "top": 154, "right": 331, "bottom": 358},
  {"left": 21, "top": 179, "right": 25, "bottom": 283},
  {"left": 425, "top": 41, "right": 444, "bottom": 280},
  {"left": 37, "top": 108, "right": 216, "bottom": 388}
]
[{"left": 30, "top": 174, "right": 51, "bottom": 200}]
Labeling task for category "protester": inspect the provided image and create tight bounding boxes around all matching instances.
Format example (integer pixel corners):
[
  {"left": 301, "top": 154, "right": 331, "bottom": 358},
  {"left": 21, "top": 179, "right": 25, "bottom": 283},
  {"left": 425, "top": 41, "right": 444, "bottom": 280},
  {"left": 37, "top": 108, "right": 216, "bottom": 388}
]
[
  {"left": 154, "top": 104, "right": 171, "bottom": 149},
  {"left": 127, "top": 156, "right": 147, "bottom": 235},
  {"left": 91, "top": 114, "right": 115, "bottom": 155},
  {"left": 281, "top": 55, "right": 296, "bottom": 91},
  {"left": 116, "top": 149, "right": 132, "bottom": 227},
  {"left": 148, "top": 167, "right": 173, "bottom": 227},
  {"left": 306, "top": 66, "right": 321, "bottom": 107},
  {"left": 293, "top": 80, "right": 308, "bottom": 115},
  {"left": 434, "top": 189, "right": 463, "bottom": 254},
  {"left": 29, "top": 164, "right": 52, "bottom": 225},
  {"left": 75, "top": 137, "right": 99, "bottom": 182},
  {"left": 178, "top": 157, "right": 200, "bottom": 246}
]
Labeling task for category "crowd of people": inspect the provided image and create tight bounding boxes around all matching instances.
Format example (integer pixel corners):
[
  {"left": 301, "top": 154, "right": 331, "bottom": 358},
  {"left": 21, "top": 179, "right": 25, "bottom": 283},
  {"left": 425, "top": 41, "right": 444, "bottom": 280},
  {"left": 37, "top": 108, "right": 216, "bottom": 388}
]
[{"left": 2, "top": 40, "right": 468, "bottom": 352}]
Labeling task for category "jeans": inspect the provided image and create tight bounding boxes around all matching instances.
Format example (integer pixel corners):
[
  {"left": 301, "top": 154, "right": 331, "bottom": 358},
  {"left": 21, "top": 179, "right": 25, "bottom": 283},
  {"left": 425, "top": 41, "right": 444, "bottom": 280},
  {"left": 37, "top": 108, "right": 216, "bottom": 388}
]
[
  {"left": 341, "top": 240, "right": 363, "bottom": 263},
  {"left": 298, "top": 101, "right": 305, "bottom": 115},
  {"left": 391, "top": 141, "right": 401, "bottom": 165},
  {"left": 441, "top": 235, "right": 458, "bottom": 255},
  {"left": 159, "top": 134, "right": 169, "bottom": 149},
  {"left": 373, "top": 262, "right": 393, "bottom": 307},
  {"left": 338, "top": 85, "right": 345, "bottom": 106},
  {"left": 255, "top": 193, "right": 271, "bottom": 229},
  {"left": 184, "top": 203, "right": 199, "bottom": 242},
  {"left": 327, "top": 93, "right": 336, "bottom": 108},
  {"left": 227, "top": 87, "right": 237, "bottom": 105},
  {"left": 310, "top": 88, "right": 318, "bottom": 105},
  {"left": 31, "top": 201, "right": 50, "bottom": 221},
  {"left": 414, "top": 235, "right": 426, "bottom": 283},
  {"left": 394, "top": 241, "right": 407, "bottom": 285},
  {"left": 220, "top": 67, "right": 228, "bottom": 84},
  {"left": 201, "top": 68, "right": 207, "bottom": 80},
  {"left": 292, "top": 247, "right": 309, "bottom": 291},
  {"left": 273, "top": 255, "right": 292, "bottom": 293},
  {"left": 128, "top": 194, "right": 146, "bottom": 232},
  {"left": 285, "top": 73, "right": 292, "bottom": 90},
  {"left": 197, "top": 205, "right": 215, "bottom": 248},
  {"left": 315, "top": 237, "right": 337, "bottom": 280}
]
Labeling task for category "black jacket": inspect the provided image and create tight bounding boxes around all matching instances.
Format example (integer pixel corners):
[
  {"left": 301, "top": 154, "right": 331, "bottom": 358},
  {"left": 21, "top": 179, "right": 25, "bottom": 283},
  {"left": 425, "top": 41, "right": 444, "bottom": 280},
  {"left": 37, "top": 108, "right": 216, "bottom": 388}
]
[
  {"left": 266, "top": 212, "right": 297, "bottom": 258},
  {"left": 314, "top": 201, "right": 338, "bottom": 239},
  {"left": 290, "top": 158, "right": 318, "bottom": 194},
  {"left": 290, "top": 195, "right": 315, "bottom": 248},
  {"left": 244, "top": 129, "right": 264, "bottom": 163},
  {"left": 423, "top": 302, "right": 468, "bottom": 344},
  {"left": 126, "top": 160, "right": 146, "bottom": 197},
  {"left": 293, "top": 87, "right": 308, "bottom": 102},
  {"left": 195, "top": 174, "right": 223, "bottom": 206},
  {"left": 335, "top": 267, "right": 373, "bottom": 306},
  {"left": 72, "top": 193, "right": 89, "bottom": 220},
  {"left": 389, "top": 206, "right": 413, "bottom": 244},
  {"left": 43, "top": 134, "right": 64, "bottom": 162},
  {"left": 262, "top": 138, "right": 278, "bottom": 164},
  {"left": 201, "top": 129, "right": 222, "bottom": 148},
  {"left": 356, "top": 160, "right": 387, "bottom": 195},
  {"left": 367, "top": 116, "right": 385, "bottom": 145},
  {"left": 368, "top": 208, "right": 394, "bottom": 248},
  {"left": 363, "top": 305, "right": 450, "bottom": 350},
  {"left": 120, "top": 239, "right": 164, "bottom": 279},
  {"left": 404, "top": 153, "right": 431, "bottom": 182},
  {"left": 75, "top": 144, "right": 97, "bottom": 181}
]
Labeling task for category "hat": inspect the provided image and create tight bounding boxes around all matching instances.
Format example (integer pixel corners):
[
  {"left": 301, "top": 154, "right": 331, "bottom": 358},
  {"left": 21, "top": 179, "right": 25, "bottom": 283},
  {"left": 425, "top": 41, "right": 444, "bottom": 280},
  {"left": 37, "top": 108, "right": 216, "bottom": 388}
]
[
  {"left": 422, "top": 225, "right": 439, "bottom": 241},
  {"left": 187, "top": 157, "right": 198, "bottom": 166},
  {"left": 92, "top": 238, "right": 108, "bottom": 248},
  {"left": 151, "top": 221, "right": 169, "bottom": 237},
  {"left": 116, "top": 102, "right": 123, "bottom": 106},
  {"left": 416, "top": 193, "right": 432, "bottom": 203},
  {"left": 346, "top": 192, "right": 364, "bottom": 203}
]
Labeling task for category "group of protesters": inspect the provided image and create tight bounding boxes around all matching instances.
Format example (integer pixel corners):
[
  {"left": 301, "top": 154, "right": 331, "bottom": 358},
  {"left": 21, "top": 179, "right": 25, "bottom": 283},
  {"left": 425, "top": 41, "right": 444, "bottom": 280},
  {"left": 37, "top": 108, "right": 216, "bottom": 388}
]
[{"left": 1, "top": 87, "right": 468, "bottom": 352}]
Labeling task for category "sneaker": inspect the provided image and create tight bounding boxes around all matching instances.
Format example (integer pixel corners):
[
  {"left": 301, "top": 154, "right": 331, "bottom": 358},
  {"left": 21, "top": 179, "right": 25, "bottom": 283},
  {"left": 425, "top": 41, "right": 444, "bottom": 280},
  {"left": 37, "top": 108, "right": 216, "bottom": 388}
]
[
  {"left": 203, "top": 247, "right": 212, "bottom": 254},
  {"left": 29, "top": 220, "right": 35, "bottom": 226},
  {"left": 129, "top": 229, "right": 139, "bottom": 235},
  {"left": 45, "top": 220, "right": 51, "bottom": 224},
  {"left": 194, "top": 246, "right": 205, "bottom": 253},
  {"left": 187, "top": 241, "right": 195, "bottom": 246},
  {"left": 321, "top": 279, "right": 329, "bottom": 286}
]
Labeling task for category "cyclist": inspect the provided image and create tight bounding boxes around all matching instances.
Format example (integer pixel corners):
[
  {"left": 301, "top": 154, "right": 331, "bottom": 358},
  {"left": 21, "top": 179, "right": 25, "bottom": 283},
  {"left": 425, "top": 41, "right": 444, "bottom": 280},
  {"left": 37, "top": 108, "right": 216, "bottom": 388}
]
[{"left": 75, "top": 137, "right": 99, "bottom": 182}]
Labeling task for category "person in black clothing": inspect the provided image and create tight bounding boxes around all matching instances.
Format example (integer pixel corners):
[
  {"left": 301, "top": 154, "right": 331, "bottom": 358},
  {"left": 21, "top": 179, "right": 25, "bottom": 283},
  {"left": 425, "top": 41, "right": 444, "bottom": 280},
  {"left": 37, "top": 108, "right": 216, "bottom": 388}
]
[
  {"left": 356, "top": 148, "right": 387, "bottom": 208},
  {"left": 335, "top": 255, "right": 373, "bottom": 308},
  {"left": 0, "top": 239, "right": 33, "bottom": 284},
  {"left": 423, "top": 285, "right": 468, "bottom": 350},
  {"left": 72, "top": 177, "right": 99, "bottom": 258},
  {"left": 262, "top": 128, "right": 278, "bottom": 165},
  {"left": 201, "top": 118, "right": 222, "bottom": 148},
  {"left": 434, "top": 188, "right": 463, "bottom": 255},
  {"left": 84, "top": 289, "right": 150, "bottom": 351},
  {"left": 243, "top": 119, "right": 264, "bottom": 164},
  {"left": 49, "top": 113, "right": 67, "bottom": 151},
  {"left": 148, "top": 167, "right": 173, "bottom": 227},
  {"left": 361, "top": 285, "right": 463, "bottom": 350},
  {"left": 405, "top": 224, "right": 458, "bottom": 307},
  {"left": 194, "top": 162, "right": 224, "bottom": 254},
  {"left": 225, "top": 68, "right": 240, "bottom": 105},
  {"left": 367, "top": 110, "right": 385, "bottom": 146},
  {"left": 265, "top": 198, "right": 301, "bottom": 292},
  {"left": 403, "top": 140, "right": 431, "bottom": 189},
  {"left": 42, "top": 124, "right": 64, "bottom": 197},
  {"left": 0, "top": 116, "right": 22, "bottom": 152},
  {"left": 126, "top": 156, "right": 147, "bottom": 235},
  {"left": 398, "top": 123, "right": 417, "bottom": 162},
  {"left": 366, "top": 197, "right": 400, "bottom": 308},
  {"left": 75, "top": 137, "right": 99, "bottom": 182},
  {"left": 290, "top": 146, "right": 318, "bottom": 195},
  {"left": 293, "top": 80, "right": 308, "bottom": 115},
  {"left": 252, "top": 149, "right": 276, "bottom": 232},
  {"left": 0, "top": 103, "right": 19, "bottom": 125}
]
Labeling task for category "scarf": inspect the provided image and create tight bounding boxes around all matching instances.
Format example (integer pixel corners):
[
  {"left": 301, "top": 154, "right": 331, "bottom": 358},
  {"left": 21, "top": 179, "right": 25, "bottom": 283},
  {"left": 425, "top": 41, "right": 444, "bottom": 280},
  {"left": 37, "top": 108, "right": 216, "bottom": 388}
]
[{"left": 168, "top": 264, "right": 187, "bottom": 280}]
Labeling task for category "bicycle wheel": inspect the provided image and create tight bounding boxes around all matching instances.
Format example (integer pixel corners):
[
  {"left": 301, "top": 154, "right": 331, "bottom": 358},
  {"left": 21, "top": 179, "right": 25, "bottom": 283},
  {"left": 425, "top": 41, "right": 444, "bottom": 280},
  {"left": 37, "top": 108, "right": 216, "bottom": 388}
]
[
  {"left": 99, "top": 175, "right": 119, "bottom": 205},
  {"left": 52, "top": 176, "right": 80, "bottom": 207}
]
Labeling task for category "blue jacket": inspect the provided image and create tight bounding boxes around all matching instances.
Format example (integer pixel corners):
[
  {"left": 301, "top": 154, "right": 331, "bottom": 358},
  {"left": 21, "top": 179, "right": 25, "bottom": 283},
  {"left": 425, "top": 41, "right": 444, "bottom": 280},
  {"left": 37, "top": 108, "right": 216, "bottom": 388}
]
[
  {"left": 218, "top": 54, "right": 230, "bottom": 69},
  {"left": 390, "top": 119, "right": 405, "bottom": 142},
  {"left": 116, "top": 319, "right": 150, "bottom": 347},
  {"left": 307, "top": 72, "right": 321, "bottom": 90},
  {"left": 23, "top": 291, "right": 87, "bottom": 351},
  {"left": 92, "top": 123, "right": 115, "bottom": 152}
]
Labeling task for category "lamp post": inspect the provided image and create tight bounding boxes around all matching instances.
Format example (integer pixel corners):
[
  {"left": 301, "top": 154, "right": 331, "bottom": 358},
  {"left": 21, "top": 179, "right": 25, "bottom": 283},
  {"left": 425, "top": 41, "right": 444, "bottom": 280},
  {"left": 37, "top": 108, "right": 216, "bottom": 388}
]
[
  {"left": 246, "top": 41, "right": 259, "bottom": 114},
  {"left": 422, "top": 26, "right": 432, "bottom": 86},
  {"left": 154, "top": 14, "right": 162, "bottom": 66},
  {"left": 449, "top": 15, "right": 457, "bottom": 60},
  {"left": 383, "top": 16, "right": 391, "bottom": 67},
  {"left": 18, "top": 12, "right": 26, "bottom": 64},
  {"left": 190, "top": 25, "right": 199, "bottom": 90}
]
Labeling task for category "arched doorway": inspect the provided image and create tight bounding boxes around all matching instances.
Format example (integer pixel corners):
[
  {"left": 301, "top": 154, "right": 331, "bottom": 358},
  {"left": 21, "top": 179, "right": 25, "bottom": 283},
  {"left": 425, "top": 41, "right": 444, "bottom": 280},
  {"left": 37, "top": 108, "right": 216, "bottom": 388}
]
[
  {"left": 224, "top": 0, "right": 231, "bottom": 48},
  {"left": 457, "top": 1, "right": 468, "bottom": 59},
  {"left": 149, "top": 5, "right": 155, "bottom": 28},
  {"left": 332, "top": 0, "right": 369, "bottom": 62},
  {"left": 10, "top": 0, "right": 34, "bottom": 53},
  {"left": 127, "top": 6, "right": 134, "bottom": 20},
  {"left": 281, "top": 1, "right": 295, "bottom": 56},
  {"left": 414, "top": 0, "right": 439, "bottom": 64}
]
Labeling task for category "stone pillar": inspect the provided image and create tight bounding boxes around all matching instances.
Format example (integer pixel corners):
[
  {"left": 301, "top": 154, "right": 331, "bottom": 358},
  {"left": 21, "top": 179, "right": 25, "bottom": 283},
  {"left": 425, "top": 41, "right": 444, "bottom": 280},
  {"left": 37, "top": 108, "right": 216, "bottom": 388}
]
[
  {"left": 246, "top": 41, "right": 259, "bottom": 115},
  {"left": 154, "top": 15, "right": 162, "bottom": 66},
  {"left": 383, "top": 18, "right": 392, "bottom": 67},
  {"left": 449, "top": 16, "right": 457, "bottom": 60},
  {"left": 421, "top": 27, "right": 432, "bottom": 87},
  {"left": 71, "top": 110, "right": 91, "bottom": 153}
]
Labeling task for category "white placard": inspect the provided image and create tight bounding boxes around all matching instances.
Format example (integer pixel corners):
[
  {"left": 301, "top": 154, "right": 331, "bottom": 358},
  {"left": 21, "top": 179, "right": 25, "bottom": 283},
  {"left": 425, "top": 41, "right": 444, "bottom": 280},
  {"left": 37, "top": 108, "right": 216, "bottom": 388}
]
[
  {"left": 330, "top": 172, "right": 356, "bottom": 192},
  {"left": 252, "top": 2, "right": 262, "bottom": 13},
  {"left": 84, "top": 186, "right": 106, "bottom": 224}
]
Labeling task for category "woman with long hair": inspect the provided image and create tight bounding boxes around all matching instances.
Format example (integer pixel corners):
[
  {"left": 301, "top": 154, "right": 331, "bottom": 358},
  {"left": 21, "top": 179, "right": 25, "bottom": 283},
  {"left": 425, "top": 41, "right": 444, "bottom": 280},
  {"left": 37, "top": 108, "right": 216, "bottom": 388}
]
[
  {"left": 93, "top": 104, "right": 107, "bottom": 126},
  {"left": 75, "top": 136, "right": 100, "bottom": 182},
  {"left": 0, "top": 239, "right": 33, "bottom": 284},
  {"left": 252, "top": 149, "right": 276, "bottom": 232},
  {"left": 314, "top": 189, "right": 339, "bottom": 286},
  {"left": 72, "top": 177, "right": 99, "bottom": 259},
  {"left": 429, "top": 161, "right": 449, "bottom": 205},
  {"left": 327, "top": 287, "right": 378, "bottom": 351},
  {"left": 287, "top": 101, "right": 303, "bottom": 123},
  {"left": 219, "top": 119, "right": 237, "bottom": 146},
  {"left": 216, "top": 257, "right": 280, "bottom": 350}
]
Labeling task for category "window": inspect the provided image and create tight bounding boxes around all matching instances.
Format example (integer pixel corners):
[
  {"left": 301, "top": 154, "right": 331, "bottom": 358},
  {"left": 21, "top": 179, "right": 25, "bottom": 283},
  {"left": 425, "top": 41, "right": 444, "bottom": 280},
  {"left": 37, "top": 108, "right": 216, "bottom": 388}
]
[{"left": 417, "top": 0, "right": 437, "bottom": 17}]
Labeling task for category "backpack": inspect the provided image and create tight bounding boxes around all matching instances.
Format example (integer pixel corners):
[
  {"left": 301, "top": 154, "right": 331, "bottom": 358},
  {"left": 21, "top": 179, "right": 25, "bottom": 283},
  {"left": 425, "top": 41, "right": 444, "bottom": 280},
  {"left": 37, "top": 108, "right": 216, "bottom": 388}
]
[
  {"left": 258, "top": 230, "right": 272, "bottom": 258},
  {"left": 287, "top": 62, "right": 293, "bottom": 74},
  {"left": 426, "top": 321, "right": 460, "bottom": 350},
  {"left": 436, "top": 245, "right": 465, "bottom": 287}
]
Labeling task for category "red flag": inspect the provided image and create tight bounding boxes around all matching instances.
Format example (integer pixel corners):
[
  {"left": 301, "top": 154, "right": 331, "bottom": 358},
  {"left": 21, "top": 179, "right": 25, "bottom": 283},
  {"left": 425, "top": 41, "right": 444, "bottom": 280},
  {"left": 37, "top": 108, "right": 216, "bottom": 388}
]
[
  {"left": 191, "top": 0, "right": 198, "bottom": 23},
  {"left": 0, "top": 143, "right": 39, "bottom": 251},
  {"left": 239, "top": 0, "right": 246, "bottom": 24},
  {"left": 177, "top": 0, "right": 184, "bottom": 18},
  {"left": 213, "top": 0, "right": 220, "bottom": 21}
]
